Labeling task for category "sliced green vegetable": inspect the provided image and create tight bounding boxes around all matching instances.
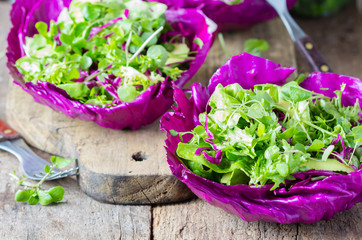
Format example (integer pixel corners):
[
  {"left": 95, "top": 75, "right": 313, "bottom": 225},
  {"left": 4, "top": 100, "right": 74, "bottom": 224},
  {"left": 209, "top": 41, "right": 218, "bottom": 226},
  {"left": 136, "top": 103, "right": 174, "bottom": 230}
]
[{"left": 303, "top": 159, "right": 354, "bottom": 173}]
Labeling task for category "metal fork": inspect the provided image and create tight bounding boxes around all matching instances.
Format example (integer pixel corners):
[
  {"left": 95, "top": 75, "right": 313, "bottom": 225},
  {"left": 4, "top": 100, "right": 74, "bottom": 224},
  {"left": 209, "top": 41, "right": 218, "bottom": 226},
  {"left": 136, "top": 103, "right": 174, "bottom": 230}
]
[
  {"left": 266, "top": 0, "right": 333, "bottom": 73},
  {"left": 0, "top": 120, "right": 78, "bottom": 181},
  {"left": 0, "top": 138, "right": 79, "bottom": 181}
]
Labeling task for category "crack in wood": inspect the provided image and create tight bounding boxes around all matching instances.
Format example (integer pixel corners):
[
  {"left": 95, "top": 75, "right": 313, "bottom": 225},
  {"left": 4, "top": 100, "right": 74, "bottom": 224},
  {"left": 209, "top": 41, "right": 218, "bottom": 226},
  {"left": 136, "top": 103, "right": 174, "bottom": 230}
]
[
  {"left": 106, "top": 178, "right": 117, "bottom": 205},
  {"left": 118, "top": 212, "right": 123, "bottom": 240},
  {"left": 178, "top": 224, "right": 187, "bottom": 236},
  {"left": 258, "top": 221, "right": 262, "bottom": 239},
  {"left": 150, "top": 206, "right": 154, "bottom": 240},
  {"left": 135, "top": 178, "right": 152, "bottom": 204}
]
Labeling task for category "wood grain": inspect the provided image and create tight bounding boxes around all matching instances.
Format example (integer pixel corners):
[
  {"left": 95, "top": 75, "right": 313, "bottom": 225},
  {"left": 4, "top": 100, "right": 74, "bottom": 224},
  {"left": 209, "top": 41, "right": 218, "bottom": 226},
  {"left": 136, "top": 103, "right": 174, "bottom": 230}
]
[
  {"left": 295, "top": 6, "right": 362, "bottom": 78},
  {"left": 1, "top": 1, "right": 362, "bottom": 239},
  {"left": 153, "top": 199, "right": 298, "bottom": 240},
  {"left": 0, "top": 2, "right": 10, "bottom": 121},
  {"left": 152, "top": 8, "right": 362, "bottom": 239},
  {"left": 4, "top": 0, "right": 297, "bottom": 206},
  {"left": 153, "top": 17, "right": 301, "bottom": 240},
  {"left": 189, "top": 17, "right": 297, "bottom": 89},
  {"left": 6, "top": 82, "right": 194, "bottom": 204},
  {"left": 5, "top": 15, "right": 297, "bottom": 205},
  {"left": 1, "top": 3, "right": 151, "bottom": 239},
  {"left": 297, "top": 206, "right": 362, "bottom": 240},
  {"left": 294, "top": 7, "right": 362, "bottom": 239},
  {"left": 153, "top": 199, "right": 362, "bottom": 240},
  {"left": 0, "top": 151, "right": 152, "bottom": 240}
]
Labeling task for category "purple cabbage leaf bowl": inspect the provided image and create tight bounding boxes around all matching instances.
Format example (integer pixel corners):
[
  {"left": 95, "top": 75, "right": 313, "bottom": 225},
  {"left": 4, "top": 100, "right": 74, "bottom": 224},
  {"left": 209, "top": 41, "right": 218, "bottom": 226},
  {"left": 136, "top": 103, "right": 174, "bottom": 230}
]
[
  {"left": 7, "top": 0, "right": 216, "bottom": 130},
  {"left": 160, "top": 53, "right": 362, "bottom": 224},
  {"left": 148, "top": 0, "right": 298, "bottom": 32}
]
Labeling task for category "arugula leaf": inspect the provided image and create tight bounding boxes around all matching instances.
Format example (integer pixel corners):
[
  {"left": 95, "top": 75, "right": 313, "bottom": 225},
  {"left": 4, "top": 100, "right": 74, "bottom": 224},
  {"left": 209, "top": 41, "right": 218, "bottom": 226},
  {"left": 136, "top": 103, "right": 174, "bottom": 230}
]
[
  {"left": 352, "top": 126, "right": 362, "bottom": 144},
  {"left": 81, "top": 3, "right": 102, "bottom": 21},
  {"left": 57, "top": 83, "right": 90, "bottom": 100},
  {"left": 44, "top": 164, "right": 51, "bottom": 173},
  {"left": 279, "top": 126, "right": 297, "bottom": 139},
  {"left": 15, "top": 0, "right": 194, "bottom": 106},
  {"left": 244, "top": 39, "right": 270, "bottom": 57},
  {"left": 307, "top": 139, "right": 325, "bottom": 152},
  {"left": 51, "top": 156, "right": 76, "bottom": 169},
  {"left": 280, "top": 81, "right": 312, "bottom": 103},
  {"left": 23, "top": 35, "right": 49, "bottom": 57},
  {"left": 35, "top": 22, "right": 48, "bottom": 37},
  {"left": 175, "top": 80, "right": 362, "bottom": 190},
  {"left": 59, "top": 33, "right": 73, "bottom": 46},
  {"left": 221, "top": 169, "right": 249, "bottom": 185},
  {"left": 28, "top": 195, "right": 40, "bottom": 205}
]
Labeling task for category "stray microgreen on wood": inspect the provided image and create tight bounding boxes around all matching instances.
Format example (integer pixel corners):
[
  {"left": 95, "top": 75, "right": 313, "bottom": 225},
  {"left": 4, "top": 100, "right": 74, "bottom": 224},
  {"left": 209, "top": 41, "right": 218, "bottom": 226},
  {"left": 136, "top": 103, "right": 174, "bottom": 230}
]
[{"left": 10, "top": 157, "right": 76, "bottom": 205}]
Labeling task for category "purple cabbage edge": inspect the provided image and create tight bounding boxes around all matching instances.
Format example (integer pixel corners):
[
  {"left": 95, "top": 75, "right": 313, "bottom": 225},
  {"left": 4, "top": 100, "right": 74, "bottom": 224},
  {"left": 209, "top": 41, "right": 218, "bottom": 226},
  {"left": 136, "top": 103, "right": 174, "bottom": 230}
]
[
  {"left": 160, "top": 52, "right": 362, "bottom": 224},
  {"left": 7, "top": 0, "right": 215, "bottom": 130},
  {"left": 149, "top": 0, "right": 298, "bottom": 32}
]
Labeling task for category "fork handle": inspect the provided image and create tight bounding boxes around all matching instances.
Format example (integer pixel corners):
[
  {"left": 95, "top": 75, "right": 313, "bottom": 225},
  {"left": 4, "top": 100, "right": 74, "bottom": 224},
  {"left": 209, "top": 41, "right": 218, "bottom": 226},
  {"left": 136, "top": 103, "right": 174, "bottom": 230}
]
[
  {"left": 0, "top": 119, "right": 20, "bottom": 141},
  {"left": 295, "top": 36, "right": 333, "bottom": 73}
]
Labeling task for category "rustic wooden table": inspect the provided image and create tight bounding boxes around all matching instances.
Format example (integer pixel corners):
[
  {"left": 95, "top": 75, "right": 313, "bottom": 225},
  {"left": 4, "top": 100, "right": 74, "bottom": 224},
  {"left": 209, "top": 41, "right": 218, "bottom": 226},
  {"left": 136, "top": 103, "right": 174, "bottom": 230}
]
[{"left": 1, "top": 2, "right": 362, "bottom": 239}]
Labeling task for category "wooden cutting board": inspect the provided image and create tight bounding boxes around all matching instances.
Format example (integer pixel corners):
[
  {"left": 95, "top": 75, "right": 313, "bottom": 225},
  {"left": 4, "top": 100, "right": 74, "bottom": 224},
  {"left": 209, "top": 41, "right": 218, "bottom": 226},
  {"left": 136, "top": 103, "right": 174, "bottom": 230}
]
[
  {"left": 6, "top": 83, "right": 195, "bottom": 205},
  {"left": 7, "top": 84, "right": 193, "bottom": 204},
  {"left": 5, "top": 18, "right": 296, "bottom": 205}
]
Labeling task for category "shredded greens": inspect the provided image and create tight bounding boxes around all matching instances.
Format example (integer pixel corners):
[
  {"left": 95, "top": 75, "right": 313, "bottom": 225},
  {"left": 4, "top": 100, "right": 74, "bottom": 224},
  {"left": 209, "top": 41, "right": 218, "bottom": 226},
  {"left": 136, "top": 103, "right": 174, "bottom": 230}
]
[
  {"left": 174, "top": 79, "right": 362, "bottom": 190},
  {"left": 15, "top": 0, "right": 195, "bottom": 106}
]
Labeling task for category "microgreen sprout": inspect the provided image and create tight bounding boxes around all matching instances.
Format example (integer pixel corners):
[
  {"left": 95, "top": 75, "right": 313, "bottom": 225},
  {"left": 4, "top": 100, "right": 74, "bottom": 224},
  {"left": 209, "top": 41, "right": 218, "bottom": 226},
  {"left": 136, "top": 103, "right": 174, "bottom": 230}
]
[
  {"left": 129, "top": 26, "right": 164, "bottom": 63},
  {"left": 10, "top": 156, "right": 76, "bottom": 205},
  {"left": 175, "top": 79, "right": 362, "bottom": 190},
  {"left": 218, "top": 33, "right": 230, "bottom": 59},
  {"left": 15, "top": 0, "right": 194, "bottom": 107}
]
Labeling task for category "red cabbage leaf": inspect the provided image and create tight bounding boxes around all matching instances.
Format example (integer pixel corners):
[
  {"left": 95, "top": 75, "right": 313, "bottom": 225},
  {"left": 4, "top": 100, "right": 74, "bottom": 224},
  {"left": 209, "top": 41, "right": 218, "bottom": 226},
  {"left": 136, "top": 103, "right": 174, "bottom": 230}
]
[
  {"left": 160, "top": 53, "right": 362, "bottom": 224},
  {"left": 149, "top": 0, "right": 298, "bottom": 32},
  {"left": 7, "top": 0, "right": 216, "bottom": 130}
]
